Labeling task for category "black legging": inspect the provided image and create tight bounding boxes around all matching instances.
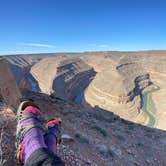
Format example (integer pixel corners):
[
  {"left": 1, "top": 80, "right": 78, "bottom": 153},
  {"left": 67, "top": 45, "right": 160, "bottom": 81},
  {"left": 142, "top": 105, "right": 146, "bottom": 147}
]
[{"left": 25, "top": 148, "right": 65, "bottom": 166}]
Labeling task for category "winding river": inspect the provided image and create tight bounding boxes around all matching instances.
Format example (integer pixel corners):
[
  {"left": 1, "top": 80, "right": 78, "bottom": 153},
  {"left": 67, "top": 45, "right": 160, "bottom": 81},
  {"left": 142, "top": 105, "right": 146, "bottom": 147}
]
[
  {"left": 142, "top": 92, "right": 156, "bottom": 127},
  {"left": 141, "top": 86, "right": 160, "bottom": 127},
  {"left": 75, "top": 85, "right": 158, "bottom": 128}
]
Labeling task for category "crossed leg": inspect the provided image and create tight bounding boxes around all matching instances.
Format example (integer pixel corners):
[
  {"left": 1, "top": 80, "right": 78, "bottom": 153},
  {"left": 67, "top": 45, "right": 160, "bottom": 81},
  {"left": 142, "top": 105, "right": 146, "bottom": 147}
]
[{"left": 16, "top": 101, "right": 65, "bottom": 166}]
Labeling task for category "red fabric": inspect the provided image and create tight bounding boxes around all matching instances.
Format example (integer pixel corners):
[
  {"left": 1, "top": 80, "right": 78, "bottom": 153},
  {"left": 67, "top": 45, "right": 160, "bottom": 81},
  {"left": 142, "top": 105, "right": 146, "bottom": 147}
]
[
  {"left": 19, "top": 144, "right": 25, "bottom": 163},
  {"left": 23, "top": 106, "right": 42, "bottom": 115},
  {"left": 47, "top": 119, "right": 61, "bottom": 126},
  {"left": 19, "top": 147, "right": 22, "bottom": 162}
]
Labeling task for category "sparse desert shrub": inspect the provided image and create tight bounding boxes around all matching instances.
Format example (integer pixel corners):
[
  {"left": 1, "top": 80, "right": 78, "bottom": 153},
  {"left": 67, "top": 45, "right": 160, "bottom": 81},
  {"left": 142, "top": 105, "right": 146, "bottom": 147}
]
[
  {"left": 136, "top": 142, "right": 144, "bottom": 147},
  {"left": 108, "top": 149, "right": 115, "bottom": 158},
  {"left": 125, "top": 130, "right": 132, "bottom": 134},
  {"left": 75, "top": 133, "right": 89, "bottom": 144},
  {"left": 91, "top": 125, "right": 107, "bottom": 137},
  {"left": 144, "top": 128, "right": 154, "bottom": 138},
  {"left": 96, "top": 144, "right": 114, "bottom": 158},
  {"left": 128, "top": 125, "right": 135, "bottom": 130},
  {"left": 116, "top": 134, "right": 125, "bottom": 141},
  {"left": 145, "top": 132, "right": 153, "bottom": 138},
  {"left": 145, "top": 128, "right": 153, "bottom": 133},
  {"left": 93, "top": 106, "right": 120, "bottom": 123},
  {"left": 62, "top": 109, "right": 83, "bottom": 116}
]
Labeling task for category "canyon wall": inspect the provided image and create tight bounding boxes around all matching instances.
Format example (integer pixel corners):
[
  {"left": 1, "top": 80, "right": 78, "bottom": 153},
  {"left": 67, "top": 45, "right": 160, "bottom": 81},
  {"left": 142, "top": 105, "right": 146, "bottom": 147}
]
[
  {"left": 0, "top": 59, "right": 21, "bottom": 109},
  {"left": 82, "top": 55, "right": 154, "bottom": 120},
  {"left": 31, "top": 56, "right": 96, "bottom": 101}
]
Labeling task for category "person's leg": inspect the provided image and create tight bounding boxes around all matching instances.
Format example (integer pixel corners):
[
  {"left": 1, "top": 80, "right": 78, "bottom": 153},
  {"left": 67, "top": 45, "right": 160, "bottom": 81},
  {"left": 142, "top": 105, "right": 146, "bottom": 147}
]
[
  {"left": 16, "top": 101, "right": 65, "bottom": 166},
  {"left": 44, "top": 118, "right": 62, "bottom": 154},
  {"left": 19, "top": 106, "right": 47, "bottom": 163},
  {"left": 25, "top": 148, "right": 64, "bottom": 166}
]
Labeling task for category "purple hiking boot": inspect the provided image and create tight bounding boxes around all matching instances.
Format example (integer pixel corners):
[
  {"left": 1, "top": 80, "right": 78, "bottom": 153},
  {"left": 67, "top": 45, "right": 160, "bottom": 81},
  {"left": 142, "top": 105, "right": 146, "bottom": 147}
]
[
  {"left": 44, "top": 118, "right": 62, "bottom": 154},
  {"left": 15, "top": 100, "right": 46, "bottom": 165}
]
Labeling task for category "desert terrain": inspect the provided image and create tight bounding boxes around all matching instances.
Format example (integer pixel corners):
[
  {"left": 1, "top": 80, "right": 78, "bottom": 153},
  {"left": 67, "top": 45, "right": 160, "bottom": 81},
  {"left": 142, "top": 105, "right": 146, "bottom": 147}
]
[
  {"left": 2, "top": 51, "right": 166, "bottom": 130},
  {"left": 0, "top": 50, "right": 166, "bottom": 165}
]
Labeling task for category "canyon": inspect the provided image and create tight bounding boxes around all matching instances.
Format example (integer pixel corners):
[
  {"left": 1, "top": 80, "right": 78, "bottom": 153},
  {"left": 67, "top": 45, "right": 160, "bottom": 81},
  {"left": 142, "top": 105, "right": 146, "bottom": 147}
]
[
  {"left": 1, "top": 51, "right": 166, "bottom": 129},
  {"left": 0, "top": 51, "right": 166, "bottom": 165}
]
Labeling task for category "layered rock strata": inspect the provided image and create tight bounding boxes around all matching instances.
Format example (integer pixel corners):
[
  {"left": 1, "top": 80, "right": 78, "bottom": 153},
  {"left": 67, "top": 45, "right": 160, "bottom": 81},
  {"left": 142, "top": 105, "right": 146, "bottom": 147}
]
[
  {"left": 31, "top": 56, "right": 67, "bottom": 94},
  {"left": 31, "top": 57, "right": 96, "bottom": 101},
  {"left": 0, "top": 59, "right": 21, "bottom": 109},
  {"left": 80, "top": 53, "right": 117, "bottom": 72},
  {"left": 83, "top": 56, "right": 153, "bottom": 120}
]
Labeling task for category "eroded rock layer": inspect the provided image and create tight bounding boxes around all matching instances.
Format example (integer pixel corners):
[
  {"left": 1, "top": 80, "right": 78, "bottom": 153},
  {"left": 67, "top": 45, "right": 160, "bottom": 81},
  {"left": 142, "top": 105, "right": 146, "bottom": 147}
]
[
  {"left": 31, "top": 57, "right": 96, "bottom": 101},
  {"left": 83, "top": 56, "right": 154, "bottom": 120},
  {"left": 1, "top": 51, "right": 166, "bottom": 129},
  {"left": 0, "top": 59, "right": 21, "bottom": 109}
]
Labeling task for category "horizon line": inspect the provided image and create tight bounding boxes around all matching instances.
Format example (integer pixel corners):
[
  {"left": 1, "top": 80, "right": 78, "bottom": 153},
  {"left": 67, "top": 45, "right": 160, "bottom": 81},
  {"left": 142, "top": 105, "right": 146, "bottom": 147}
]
[{"left": 0, "top": 49, "right": 166, "bottom": 56}]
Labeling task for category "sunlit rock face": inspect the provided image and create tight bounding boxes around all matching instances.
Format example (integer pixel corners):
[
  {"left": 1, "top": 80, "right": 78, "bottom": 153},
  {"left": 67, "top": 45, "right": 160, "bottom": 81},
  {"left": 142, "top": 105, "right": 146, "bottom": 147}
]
[
  {"left": 2, "top": 54, "right": 56, "bottom": 90},
  {"left": 31, "top": 56, "right": 96, "bottom": 101},
  {"left": 1, "top": 51, "right": 166, "bottom": 130},
  {"left": 79, "top": 52, "right": 118, "bottom": 72},
  {"left": 83, "top": 56, "right": 153, "bottom": 121},
  {"left": 116, "top": 55, "right": 152, "bottom": 93},
  {"left": 4, "top": 54, "right": 42, "bottom": 84},
  {"left": 0, "top": 59, "right": 21, "bottom": 109}
]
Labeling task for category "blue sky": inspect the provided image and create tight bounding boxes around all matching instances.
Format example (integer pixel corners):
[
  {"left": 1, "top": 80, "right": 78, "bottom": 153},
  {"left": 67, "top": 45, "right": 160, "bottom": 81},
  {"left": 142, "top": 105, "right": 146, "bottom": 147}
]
[{"left": 0, "top": 0, "right": 166, "bottom": 55}]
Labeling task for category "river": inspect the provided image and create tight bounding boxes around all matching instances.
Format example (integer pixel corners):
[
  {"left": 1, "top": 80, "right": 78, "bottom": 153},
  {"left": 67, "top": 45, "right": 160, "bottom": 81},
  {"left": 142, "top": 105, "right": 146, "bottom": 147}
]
[
  {"left": 70, "top": 80, "right": 158, "bottom": 128},
  {"left": 141, "top": 85, "right": 160, "bottom": 127},
  {"left": 142, "top": 92, "right": 156, "bottom": 127}
]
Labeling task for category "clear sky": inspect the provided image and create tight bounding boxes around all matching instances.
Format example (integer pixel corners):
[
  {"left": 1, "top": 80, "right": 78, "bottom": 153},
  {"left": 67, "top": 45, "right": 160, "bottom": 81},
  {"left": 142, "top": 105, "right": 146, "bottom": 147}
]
[{"left": 0, "top": 0, "right": 166, "bottom": 55}]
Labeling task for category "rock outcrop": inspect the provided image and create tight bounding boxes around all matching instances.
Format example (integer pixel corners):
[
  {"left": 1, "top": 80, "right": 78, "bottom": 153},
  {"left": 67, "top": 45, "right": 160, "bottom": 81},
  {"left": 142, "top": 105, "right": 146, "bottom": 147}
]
[
  {"left": 0, "top": 59, "right": 21, "bottom": 109},
  {"left": 80, "top": 52, "right": 118, "bottom": 72},
  {"left": 116, "top": 55, "right": 152, "bottom": 93}
]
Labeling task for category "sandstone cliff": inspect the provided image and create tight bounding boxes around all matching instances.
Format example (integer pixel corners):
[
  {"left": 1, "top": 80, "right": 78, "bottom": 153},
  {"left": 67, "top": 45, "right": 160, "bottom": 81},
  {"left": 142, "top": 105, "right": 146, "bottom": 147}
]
[
  {"left": 0, "top": 59, "right": 21, "bottom": 109},
  {"left": 31, "top": 56, "right": 96, "bottom": 101},
  {"left": 83, "top": 55, "right": 154, "bottom": 121},
  {"left": 80, "top": 52, "right": 118, "bottom": 72}
]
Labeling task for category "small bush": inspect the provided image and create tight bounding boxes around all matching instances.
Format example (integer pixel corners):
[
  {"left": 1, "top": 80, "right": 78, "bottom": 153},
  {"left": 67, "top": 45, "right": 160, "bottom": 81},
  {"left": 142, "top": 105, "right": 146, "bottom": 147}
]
[
  {"left": 96, "top": 145, "right": 114, "bottom": 158},
  {"left": 128, "top": 125, "right": 134, "bottom": 130},
  {"left": 116, "top": 134, "right": 125, "bottom": 141},
  {"left": 91, "top": 125, "right": 107, "bottom": 137},
  {"left": 108, "top": 149, "right": 115, "bottom": 158},
  {"left": 75, "top": 133, "right": 89, "bottom": 144},
  {"left": 136, "top": 142, "right": 144, "bottom": 147}
]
